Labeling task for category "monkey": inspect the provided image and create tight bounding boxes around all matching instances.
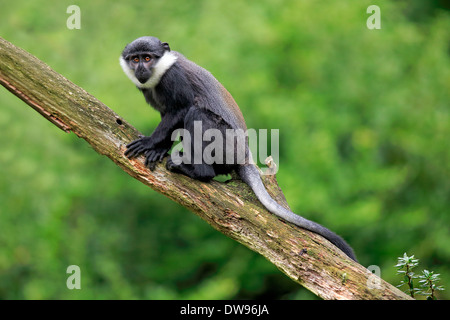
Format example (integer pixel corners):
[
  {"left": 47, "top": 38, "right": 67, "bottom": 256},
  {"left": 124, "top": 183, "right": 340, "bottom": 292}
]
[{"left": 120, "top": 36, "right": 357, "bottom": 261}]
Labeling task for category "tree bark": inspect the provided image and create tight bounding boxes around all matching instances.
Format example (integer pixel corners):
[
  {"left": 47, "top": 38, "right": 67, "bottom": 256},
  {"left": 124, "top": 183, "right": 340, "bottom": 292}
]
[{"left": 0, "top": 37, "right": 412, "bottom": 300}]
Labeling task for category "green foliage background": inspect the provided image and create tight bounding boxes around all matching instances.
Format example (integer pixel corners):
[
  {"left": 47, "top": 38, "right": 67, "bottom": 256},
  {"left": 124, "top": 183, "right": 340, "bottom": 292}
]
[{"left": 0, "top": 0, "right": 449, "bottom": 299}]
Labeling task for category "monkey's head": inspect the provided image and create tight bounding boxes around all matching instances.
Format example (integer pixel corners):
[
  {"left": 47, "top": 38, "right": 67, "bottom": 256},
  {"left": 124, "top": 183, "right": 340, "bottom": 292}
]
[{"left": 120, "top": 36, "right": 176, "bottom": 89}]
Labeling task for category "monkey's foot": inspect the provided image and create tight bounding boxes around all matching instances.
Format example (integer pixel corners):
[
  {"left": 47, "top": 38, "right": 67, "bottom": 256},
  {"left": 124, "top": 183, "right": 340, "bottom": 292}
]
[
  {"left": 166, "top": 158, "right": 180, "bottom": 172},
  {"left": 144, "top": 147, "right": 170, "bottom": 170}
]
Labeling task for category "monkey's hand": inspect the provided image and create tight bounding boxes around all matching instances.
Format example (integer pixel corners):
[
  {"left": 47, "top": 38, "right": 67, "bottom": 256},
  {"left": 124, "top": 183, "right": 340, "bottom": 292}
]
[
  {"left": 125, "top": 136, "right": 153, "bottom": 158},
  {"left": 125, "top": 137, "right": 170, "bottom": 170}
]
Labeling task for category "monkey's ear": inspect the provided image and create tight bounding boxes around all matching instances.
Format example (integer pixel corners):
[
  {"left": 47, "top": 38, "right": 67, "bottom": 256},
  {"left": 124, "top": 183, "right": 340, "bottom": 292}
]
[{"left": 162, "top": 42, "right": 170, "bottom": 51}]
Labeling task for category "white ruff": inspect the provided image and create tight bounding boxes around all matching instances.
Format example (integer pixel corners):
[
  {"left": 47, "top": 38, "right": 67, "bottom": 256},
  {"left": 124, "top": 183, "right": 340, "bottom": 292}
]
[{"left": 119, "top": 51, "right": 177, "bottom": 89}]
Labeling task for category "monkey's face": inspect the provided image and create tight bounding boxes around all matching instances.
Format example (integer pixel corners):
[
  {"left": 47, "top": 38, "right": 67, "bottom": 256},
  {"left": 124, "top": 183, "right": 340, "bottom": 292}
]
[
  {"left": 127, "top": 53, "right": 156, "bottom": 84},
  {"left": 120, "top": 51, "right": 161, "bottom": 88},
  {"left": 120, "top": 36, "right": 175, "bottom": 89}
]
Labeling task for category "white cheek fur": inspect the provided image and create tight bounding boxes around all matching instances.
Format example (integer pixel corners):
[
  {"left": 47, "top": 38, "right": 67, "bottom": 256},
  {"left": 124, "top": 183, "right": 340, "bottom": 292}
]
[
  {"left": 119, "top": 56, "right": 141, "bottom": 87},
  {"left": 119, "top": 51, "right": 178, "bottom": 89}
]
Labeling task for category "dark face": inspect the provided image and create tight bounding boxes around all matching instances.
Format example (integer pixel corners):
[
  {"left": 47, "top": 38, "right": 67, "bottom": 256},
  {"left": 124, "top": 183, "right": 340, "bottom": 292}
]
[
  {"left": 121, "top": 36, "right": 170, "bottom": 84},
  {"left": 127, "top": 53, "right": 158, "bottom": 84}
]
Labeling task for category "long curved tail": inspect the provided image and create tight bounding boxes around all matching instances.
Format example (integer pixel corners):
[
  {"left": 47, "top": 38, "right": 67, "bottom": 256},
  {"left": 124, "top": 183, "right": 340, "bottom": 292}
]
[{"left": 238, "top": 164, "right": 357, "bottom": 261}]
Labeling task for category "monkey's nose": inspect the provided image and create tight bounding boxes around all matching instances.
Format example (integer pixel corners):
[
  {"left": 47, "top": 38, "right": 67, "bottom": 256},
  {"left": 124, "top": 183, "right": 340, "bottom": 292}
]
[
  {"left": 135, "top": 69, "right": 150, "bottom": 83},
  {"left": 136, "top": 75, "right": 148, "bottom": 83}
]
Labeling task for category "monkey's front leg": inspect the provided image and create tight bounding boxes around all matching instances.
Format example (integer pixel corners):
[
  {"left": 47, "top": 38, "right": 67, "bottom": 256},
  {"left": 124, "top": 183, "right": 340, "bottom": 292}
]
[{"left": 125, "top": 112, "right": 184, "bottom": 170}]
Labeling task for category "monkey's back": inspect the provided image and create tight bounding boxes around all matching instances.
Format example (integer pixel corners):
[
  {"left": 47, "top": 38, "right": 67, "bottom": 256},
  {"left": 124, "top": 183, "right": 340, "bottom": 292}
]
[{"left": 173, "top": 52, "right": 247, "bottom": 131}]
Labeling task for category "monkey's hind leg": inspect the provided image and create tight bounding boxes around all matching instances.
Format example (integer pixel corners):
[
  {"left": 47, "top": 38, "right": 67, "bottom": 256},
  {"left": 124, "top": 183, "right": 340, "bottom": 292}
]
[
  {"left": 166, "top": 108, "right": 225, "bottom": 182},
  {"left": 166, "top": 158, "right": 216, "bottom": 182}
]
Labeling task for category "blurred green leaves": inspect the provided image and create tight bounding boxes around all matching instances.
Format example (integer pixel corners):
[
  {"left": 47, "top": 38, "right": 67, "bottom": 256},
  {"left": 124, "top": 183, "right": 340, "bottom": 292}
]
[{"left": 0, "top": 0, "right": 449, "bottom": 299}]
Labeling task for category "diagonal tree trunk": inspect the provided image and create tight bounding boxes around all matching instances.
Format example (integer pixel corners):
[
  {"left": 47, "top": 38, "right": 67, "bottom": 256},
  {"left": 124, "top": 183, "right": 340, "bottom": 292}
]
[{"left": 0, "top": 37, "right": 412, "bottom": 300}]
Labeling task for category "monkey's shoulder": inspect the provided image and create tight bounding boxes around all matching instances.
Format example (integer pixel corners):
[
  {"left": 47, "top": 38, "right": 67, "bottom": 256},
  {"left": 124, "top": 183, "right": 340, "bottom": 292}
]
[{"left": 145, "top": 51, "right": 246, "bottom": 130}]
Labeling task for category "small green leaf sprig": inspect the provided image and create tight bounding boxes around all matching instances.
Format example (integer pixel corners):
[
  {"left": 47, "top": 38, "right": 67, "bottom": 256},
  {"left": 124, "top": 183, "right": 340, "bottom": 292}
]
[
  {"left": 395, "top": 253, "right": 445, "bottom": 300},
  {"left": 418, "top": 269, "right": 445, "bottom": 300}
]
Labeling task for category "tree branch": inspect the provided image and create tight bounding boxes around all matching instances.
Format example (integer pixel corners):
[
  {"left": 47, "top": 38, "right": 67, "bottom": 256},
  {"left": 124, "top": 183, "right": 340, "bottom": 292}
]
[{"left": 0, "top": 37, "right": 412, "bottom": 300}]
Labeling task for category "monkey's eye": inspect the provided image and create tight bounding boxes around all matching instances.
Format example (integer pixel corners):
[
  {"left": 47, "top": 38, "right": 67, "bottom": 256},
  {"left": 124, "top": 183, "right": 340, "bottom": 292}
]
[
  {"left": 133, "top": 57, "right": 139, "bottom": 63},
  {"left": 144, "top": 56, "right": 151, "bottom": 62}
]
